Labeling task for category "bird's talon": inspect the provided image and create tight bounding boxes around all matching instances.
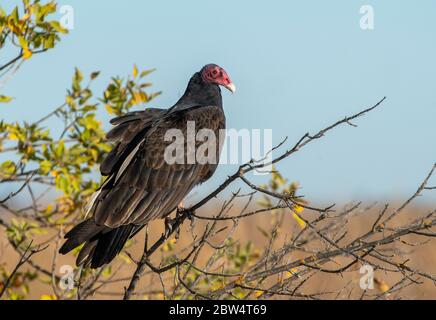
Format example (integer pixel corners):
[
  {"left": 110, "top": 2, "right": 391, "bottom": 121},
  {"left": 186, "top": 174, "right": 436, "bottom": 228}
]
[{"left": 164, "top": 217, "right": 173, "bottom": 238}]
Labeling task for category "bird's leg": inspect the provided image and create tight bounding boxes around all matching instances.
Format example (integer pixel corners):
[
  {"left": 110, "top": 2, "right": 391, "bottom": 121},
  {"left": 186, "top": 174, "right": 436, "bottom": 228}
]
[
  {"left": 164, "top": 201, "right": 185, "bottom": 239},
  {"left": 175, "top": 202, "right": 185, "bottom": 240},
  {"left": 177, "top": 200, "right": 185, "bottom": 211},
  {"left": 164, "top": 216, "right": 174, "bottom": 238},
  {"left": 164, "top": 199, "right": 191, "bottom": 239}
]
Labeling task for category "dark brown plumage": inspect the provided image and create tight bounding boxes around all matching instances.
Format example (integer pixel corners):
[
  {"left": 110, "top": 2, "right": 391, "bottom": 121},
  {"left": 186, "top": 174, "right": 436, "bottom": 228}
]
[{"left": 59, "top": 64, "right": 235, "bottom": 268}]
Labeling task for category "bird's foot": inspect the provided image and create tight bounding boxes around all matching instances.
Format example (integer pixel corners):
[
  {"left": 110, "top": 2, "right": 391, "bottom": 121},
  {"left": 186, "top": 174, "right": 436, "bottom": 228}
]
[
  {"left": 164, "top": 216, "right": 174, "bottom": 238},
  {"left": 164, "top": 202, "right": 191, "bottom": 238},
  {"left": 164, "top": 215, "right": 182, "bottom": 239},
  {"left": 177, "top": 200, "right": 185, "bottom": 213}
]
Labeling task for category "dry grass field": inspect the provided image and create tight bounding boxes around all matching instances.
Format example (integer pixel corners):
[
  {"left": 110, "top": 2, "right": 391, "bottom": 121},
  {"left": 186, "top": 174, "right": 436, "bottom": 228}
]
[{"left": 1, "top": 200, "right": 435, "bottom": 300}]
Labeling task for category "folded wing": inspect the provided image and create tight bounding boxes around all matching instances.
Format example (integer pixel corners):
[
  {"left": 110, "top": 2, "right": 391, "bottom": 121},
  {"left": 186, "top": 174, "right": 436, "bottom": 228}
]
[{"left": 89, "top": 105, "right": 225, "bottom": 228}]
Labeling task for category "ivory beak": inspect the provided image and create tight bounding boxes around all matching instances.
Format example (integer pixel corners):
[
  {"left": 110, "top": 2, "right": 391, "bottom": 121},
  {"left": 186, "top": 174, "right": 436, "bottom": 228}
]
[{"left": 225, "top": 83, "right": 236, "bottom": 94}]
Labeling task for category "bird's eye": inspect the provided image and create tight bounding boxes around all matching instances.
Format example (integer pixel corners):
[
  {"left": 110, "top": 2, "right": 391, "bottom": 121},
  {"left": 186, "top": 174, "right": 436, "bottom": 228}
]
[{"left": 212, "top": 70, "right": 218, "bottom": 76}]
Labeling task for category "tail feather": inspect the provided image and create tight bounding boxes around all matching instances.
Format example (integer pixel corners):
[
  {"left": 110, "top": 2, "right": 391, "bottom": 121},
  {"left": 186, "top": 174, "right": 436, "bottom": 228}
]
[
  {"left": 59, "top": 219, "right": 134, "bottom": 269},
  {"left": 76, "top": 240, "right": 97, "bottom": 266},
  {"left": 90, "top": 224, "right": 134, "bottom": 268},
  {"left": 59, "top": 219, "right": 103, "bottom": 254}
]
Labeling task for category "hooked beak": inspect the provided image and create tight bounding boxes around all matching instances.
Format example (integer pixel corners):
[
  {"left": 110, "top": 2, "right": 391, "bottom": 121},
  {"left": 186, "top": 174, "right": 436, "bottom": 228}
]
[{"left": 224, "top": 82, "right": 236, "bottom": 94}]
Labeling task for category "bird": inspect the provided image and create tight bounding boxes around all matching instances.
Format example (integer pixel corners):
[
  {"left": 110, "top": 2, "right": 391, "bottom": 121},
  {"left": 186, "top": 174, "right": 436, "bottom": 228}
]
[{"left": 59, "top": 64, "right": 235, "bottom": 269}]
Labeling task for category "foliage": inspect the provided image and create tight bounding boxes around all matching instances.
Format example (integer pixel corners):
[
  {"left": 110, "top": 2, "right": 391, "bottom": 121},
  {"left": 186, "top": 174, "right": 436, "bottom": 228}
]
[
  {"left": 1, "top": 0, "right": 435, "bottom": 301},
  {"left": 0, "top": 0, "right": 161, "bottom": 300},
  {"left": 0, "top": 0, "right": 67, "bottom": 106}
]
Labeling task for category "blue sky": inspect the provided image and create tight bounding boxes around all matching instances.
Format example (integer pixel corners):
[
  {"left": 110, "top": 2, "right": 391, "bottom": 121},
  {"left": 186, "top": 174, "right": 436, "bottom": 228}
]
[{"left": 1, "top": 0, "right": 435, "bottom": 205}]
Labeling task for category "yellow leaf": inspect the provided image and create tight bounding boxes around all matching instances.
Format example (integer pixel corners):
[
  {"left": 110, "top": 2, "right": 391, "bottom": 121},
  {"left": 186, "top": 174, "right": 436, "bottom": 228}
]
[
  {"left": 133, "top": 92, "right": 142, "bottom": 104},
  {"left": 211, "top": 281, "right": 224, "bottom": 291},
  {"left": 40, "top": 294, "right": 57, "bottom": 300},
  {"left": 235, "top": 276, "right": 245, "bottom": 285},
  {"left": 423, "top": 219, "right": 432, "bottom": 227},
  {"left": 292, "top": 212, "right": 306, "bottom": 229},
  {"left": 283, "top": 268, "right": 299, "bottom": 280},
  {"left": 162, "top": 238, "right": 177, "bottom": 252},
  {"left": 0, "top": 95, "right": 13, "bottom": 103},
  {"left": 21, "top": 13, "right": 30, "bottom": 22},
  {"left": 294, "top": 205, "right": 304, "bottom": 213},
  {"left": 44, "top": 204, "right": 54, "bottom": 214},
  {"left": 105, "top": 104, "right": 115, "bottom": 114},
  {"left": 379, "top": 283, "right": 390, "bottom": 293},
  {"left": 133, "top": 64, "right": 138, "bottom": 78},
  {"left": 253, "top": 290, "right": 264, "bottom": 299},
  {"left": 23, "top": 47, "right": 33, "bottom": 60},
  {"left": 18, "top": 37, "right": 33, "bottom": 60},
  {"left": 375, "top": 278, "right": 390, "bottom": 293},
  {"left": 8, "top": 132, "right": 19, "bottom": 140},
  {"left": 117, "top": 253, "right": 132, "bottom": 264}
]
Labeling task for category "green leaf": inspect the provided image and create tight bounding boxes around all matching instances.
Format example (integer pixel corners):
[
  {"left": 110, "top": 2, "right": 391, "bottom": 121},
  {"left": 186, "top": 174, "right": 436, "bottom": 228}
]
[
  {"left": 1, "top": 160, "right": 16, "bottom": 175},
  {"left": 140, "top": 69, "right": 156, "bottom": 78},
  {"left": 49, "top": 21, "right": 68, "bottom": 34},
  {"left": 55, "top": 140, "right": 65, "bottom": 158},
  {"left": 56, "top": 175, "right": 69, "bottom": 193},
  {"left": 72, "top": 67, "right": 83, "bottom": 92},
  {"left": 90, "top": 71, "right": 100, "bottom": 80},
  {"left": 39, "top": 160, "right": 51, "bottom": 175},
  {"left": 43, "top": 34, "right": 56, "bottom": 49},
  {"left": 0, "top": 95, "right": 13, "bottom": 103},
  {"left": 11, "top": 7, "right": 19, "bottom": 24}
]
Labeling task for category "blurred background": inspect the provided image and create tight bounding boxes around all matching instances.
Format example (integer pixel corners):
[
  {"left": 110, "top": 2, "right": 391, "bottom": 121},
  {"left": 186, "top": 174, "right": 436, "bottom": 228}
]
[
  {"left": 1, "top": 0, "right": 435, "bottom": 204},
  {"left": 0, "top": 0, "right": 435, "bottom": 300}
]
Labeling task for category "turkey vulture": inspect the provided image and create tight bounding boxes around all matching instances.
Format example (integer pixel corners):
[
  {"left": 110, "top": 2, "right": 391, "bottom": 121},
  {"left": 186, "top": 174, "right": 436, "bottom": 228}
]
[{"left": 59, "top": 64, "right": 235, "bottom": 268}]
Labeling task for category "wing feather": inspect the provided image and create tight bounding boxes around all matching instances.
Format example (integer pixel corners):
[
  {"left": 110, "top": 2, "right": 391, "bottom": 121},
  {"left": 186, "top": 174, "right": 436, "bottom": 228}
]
[
  {"left": 101, "top": 108, "right": 166, "bottom": 176},
  {"left": 88, "top": 105, "right": 225, "bottom": 228}
]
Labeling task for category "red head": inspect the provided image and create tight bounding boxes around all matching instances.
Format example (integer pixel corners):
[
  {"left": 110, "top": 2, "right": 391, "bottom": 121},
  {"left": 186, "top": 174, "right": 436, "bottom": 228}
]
[{"left": 200, "top": 64, "right": 236, "bottom": 93}]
